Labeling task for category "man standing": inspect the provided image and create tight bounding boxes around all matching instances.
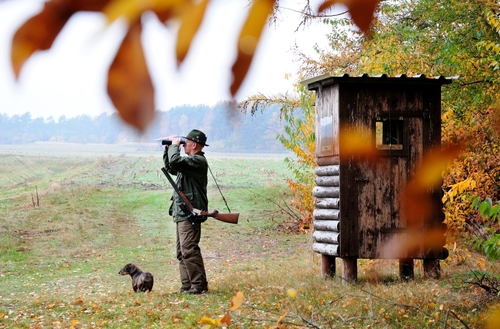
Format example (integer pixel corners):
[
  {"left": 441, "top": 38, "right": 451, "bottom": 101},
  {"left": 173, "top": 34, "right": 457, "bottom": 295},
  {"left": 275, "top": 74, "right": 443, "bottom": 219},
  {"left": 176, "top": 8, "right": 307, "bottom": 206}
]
[{"left": 163, "top": 129, "right": 209, "bottom": 294}]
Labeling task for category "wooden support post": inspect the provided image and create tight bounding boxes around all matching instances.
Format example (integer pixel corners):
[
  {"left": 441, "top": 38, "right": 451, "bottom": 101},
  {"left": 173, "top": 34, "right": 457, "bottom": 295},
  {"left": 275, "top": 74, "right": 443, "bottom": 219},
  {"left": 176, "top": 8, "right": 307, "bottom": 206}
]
[
  {"left": 423, "top": 259, "right": 441, "bottom": 279},
  {"left": 342, "top": 257, "right": 357, "bottom": 285},
  {"left": 399, "top": 258, "right": 414, "bottom": 280},
  {"left": 321, "top": 255, "right": 336, "bottom": 278}
]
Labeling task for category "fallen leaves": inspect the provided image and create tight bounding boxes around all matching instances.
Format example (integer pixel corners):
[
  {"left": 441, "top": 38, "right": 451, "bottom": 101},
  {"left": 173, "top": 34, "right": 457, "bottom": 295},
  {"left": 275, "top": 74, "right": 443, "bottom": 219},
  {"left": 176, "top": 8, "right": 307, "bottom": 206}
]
[
  {"left": 229, "top": 291, "right": 244, "bottom": 311},
  {"left": 200, "top": 291, "right": 243, "bottom": 327}
]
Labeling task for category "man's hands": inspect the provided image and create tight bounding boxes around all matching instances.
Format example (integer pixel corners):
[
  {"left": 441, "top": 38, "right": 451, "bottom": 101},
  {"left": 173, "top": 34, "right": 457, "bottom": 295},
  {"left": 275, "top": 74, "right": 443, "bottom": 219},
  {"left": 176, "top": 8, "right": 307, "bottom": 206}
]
[{"left": 171, "top": 137, "right": 183, "bottom": 146}]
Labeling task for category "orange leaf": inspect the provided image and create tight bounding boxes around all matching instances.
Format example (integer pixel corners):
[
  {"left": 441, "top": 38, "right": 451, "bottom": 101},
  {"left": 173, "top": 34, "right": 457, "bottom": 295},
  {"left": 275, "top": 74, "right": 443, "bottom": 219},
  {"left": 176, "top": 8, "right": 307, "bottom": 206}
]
[
  {"left": 318, "top": 0, "right": 380, "bottom": 33},
  {"left": 107, "top": 22, "right": 155, "bottom": 131},
  {"left": 220, "top": 312, "right": 231, "bottom": 325},
  {"left": 11, "top": 1, "right": 73, "bottom": 77},
  {"left": 229, "top": 291, "right": 244, "bottom": 311},
  {"left": 339, "top": 125, "right": 377, "bottom": 159},
  {"left": 403, "top": 145, "right": 462, "bottom": 227},
  {"left": 230, "top": 0, "right": 276, "bottom": 97},
  {"left": 176, "top": 0, "right": 210, "bottom": 66},
  {"left": 277, "top": 310, "right": 289, "bottom": 324},
  {"left": 410, "top": 145, "right": 462, "bottom": 191},
  {"left": 54, "top": 0, "right": 112, "bottom": 12}
]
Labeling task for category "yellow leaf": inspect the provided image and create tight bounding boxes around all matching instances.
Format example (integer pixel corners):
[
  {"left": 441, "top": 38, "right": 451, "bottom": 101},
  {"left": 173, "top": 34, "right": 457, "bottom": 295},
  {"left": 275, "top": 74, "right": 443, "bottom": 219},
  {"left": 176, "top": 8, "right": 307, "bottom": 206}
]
[
  {"left": 176, "top": 0, "right": 211, "bottom": 65},
  {"left": 107, "top": 22, "right": 155, "bottom": 132},
  {"left": 230, "top": 0, "right": 276, "bottom": 97},
  {"left": 485, "top": 304, "right": 500, "bottom": 329},
  {"left": 200, "top": 315, "right": 217, "bottom": 325},
  {"left": 102, "top": 0, "right": 144, "bottom": 24},
  {"left": 229, "top": 291, "right": 244, "bottom": 311},
  {"left": 102, "top": 0, "right": 182, "bottom": 24},
  {"left": 286, "top": 288, "right": 297, "bottom": 299}
]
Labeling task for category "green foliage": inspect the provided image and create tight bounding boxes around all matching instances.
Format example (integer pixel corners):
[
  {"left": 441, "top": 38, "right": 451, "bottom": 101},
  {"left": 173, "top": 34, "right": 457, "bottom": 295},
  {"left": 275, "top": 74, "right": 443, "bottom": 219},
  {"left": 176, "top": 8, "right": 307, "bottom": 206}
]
[
  {"left": 472, "top": 197, "right": 500, "bottom": 222},
  {"left": 479, "top": 233, "right": 500, "bottom": 262},
  {"left": 471, "top": 196, "right": 500, "bottom": 261}
]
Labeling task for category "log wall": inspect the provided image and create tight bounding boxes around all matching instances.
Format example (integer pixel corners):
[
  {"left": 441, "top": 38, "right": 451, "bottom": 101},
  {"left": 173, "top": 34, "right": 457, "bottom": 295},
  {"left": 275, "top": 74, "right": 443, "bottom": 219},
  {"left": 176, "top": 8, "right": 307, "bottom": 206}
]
[{"left": 312, "top": 161, "right": 340, "bottom": 257}]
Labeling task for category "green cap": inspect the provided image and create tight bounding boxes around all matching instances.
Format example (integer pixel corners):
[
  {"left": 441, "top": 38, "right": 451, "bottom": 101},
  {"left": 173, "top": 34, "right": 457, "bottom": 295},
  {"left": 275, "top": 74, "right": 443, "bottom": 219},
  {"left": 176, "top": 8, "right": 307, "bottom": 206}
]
[{"left": 184, "top": 129, "right": 209, "bottom": 146}]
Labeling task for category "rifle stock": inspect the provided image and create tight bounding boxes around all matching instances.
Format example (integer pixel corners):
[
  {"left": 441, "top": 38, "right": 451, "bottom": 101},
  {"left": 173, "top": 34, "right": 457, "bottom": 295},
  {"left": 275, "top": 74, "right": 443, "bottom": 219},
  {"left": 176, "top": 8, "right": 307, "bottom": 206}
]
[
  {"left": 199, "top": 210, "right": 239, "bottom": 224},
  {"left": 161, "top": 167, "right": 239, "bottom": 224}
]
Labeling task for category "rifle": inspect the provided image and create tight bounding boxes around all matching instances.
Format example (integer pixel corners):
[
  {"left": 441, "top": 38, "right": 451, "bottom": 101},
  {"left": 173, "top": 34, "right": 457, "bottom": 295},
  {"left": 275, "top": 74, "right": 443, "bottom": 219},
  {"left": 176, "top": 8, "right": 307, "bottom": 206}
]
[{"left": 161, "top": 167, "right": 239, "bottom": 224}]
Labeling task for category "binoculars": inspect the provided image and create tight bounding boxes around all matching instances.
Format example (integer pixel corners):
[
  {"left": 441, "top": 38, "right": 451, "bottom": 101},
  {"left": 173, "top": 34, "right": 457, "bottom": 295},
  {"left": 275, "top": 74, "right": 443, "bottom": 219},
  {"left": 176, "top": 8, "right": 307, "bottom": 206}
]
[{"left": 161, "top": 137, "right": 186, "bottom": 145}]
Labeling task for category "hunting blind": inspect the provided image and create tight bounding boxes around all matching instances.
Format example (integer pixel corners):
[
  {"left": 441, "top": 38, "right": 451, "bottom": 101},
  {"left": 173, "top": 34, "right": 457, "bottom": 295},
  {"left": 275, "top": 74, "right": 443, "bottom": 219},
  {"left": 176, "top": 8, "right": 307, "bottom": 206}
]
[{"left": 303, "top": 74, "right": 453, "bottom": 282}]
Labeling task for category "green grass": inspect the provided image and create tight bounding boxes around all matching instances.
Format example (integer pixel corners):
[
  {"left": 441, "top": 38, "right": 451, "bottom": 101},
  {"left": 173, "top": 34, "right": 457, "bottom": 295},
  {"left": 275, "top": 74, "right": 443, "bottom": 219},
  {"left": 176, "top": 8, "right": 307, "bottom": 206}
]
[{"left": 0, "top": 144, "right": 499, "bottom": 328}]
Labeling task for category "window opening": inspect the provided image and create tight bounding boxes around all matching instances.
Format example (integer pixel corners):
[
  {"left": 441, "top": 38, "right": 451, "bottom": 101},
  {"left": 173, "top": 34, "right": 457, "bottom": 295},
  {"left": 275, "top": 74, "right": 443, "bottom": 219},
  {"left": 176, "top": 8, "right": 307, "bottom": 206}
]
[{"left": 375, "top": 117, "right": 404, "bottom": 151}]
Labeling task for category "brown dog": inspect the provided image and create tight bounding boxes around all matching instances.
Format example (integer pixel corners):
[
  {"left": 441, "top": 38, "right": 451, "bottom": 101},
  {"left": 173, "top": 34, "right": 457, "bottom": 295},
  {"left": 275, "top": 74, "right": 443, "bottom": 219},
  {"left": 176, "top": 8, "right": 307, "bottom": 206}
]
[{"left": 118, "top": 263, "right": 154, "bottom": 292}]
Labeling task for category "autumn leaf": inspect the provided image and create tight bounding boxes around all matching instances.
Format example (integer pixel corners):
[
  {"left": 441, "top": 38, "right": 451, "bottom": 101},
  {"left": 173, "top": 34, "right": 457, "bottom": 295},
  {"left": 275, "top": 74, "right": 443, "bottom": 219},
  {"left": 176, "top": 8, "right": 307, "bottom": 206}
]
[
  {"left": 107, "top": 22, "right": 155, "bottom": 131},
  {"left": 339, "top": 125, "right": 377, "bottom": 159},
  {"left": 199, "top": 312, "right": 230, "bottom": 327},
  {"left": 485, "top": 303, "right": 500, "bottom": 329},
  {"left": 11, "top": 1, "right": 73, "bottom": 77},
  {"left": 176, "top": 0, "right": 210, "bottom": 66},
  {"left": 412, "top": 145, "right": 462, "bottom": 190},
  {"left": 230, "top": 0, "right": 276, "bottom": 96},
  {"left": 229, "top": 291, "right": 244, "bottom": 311},
  {"left": 102, "top": 0, "right": 150, "bottom": 24},
  {"left": 317, "top": 0, "right": 380, "bottom": 33},
  {"left": 53, "top": 0, "right": 112, "bottom": 12},
  {"left": 200, "top": 315, "right": 218, "bottom": 326},
  {"left": 277, "top": 310, "right": 289, "bottom": 324},
  {"left": 403, "top": 145, "right": 462, "bottom": 227},
  {"left": 220, "top": 312, "right": 231, "bottom": 325},
  {"left": 102, "top": 0, "right": 182, "bottom": 25}
]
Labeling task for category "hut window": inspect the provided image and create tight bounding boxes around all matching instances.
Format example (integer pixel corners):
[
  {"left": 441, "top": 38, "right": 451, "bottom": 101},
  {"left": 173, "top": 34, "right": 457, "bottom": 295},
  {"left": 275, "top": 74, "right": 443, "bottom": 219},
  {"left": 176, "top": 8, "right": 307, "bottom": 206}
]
[{"left": 375, "top": 117, "right": 405, "bottom": 151}]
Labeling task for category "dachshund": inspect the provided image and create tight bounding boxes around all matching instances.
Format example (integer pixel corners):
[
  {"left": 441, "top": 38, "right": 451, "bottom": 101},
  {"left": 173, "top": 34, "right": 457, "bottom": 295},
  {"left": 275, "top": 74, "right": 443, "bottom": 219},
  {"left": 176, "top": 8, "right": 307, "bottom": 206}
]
[{"left": 118, "top": 263, "right": 154, "bottom": 292}]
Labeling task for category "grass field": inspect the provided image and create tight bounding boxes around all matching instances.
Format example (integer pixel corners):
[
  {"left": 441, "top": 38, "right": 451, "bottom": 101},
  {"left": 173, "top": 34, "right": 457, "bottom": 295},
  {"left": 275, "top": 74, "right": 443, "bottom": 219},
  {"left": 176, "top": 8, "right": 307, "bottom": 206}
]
[{"left": 1, "top": 143, "right": 500, "bottom": 328}]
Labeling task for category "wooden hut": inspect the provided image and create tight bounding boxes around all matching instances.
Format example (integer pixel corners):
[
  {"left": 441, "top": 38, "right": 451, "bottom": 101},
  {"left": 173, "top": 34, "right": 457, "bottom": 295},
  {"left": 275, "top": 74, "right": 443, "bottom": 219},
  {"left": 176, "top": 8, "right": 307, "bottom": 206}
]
[{"left": 302, "top": 74, "right": 453, "bottom": 282}]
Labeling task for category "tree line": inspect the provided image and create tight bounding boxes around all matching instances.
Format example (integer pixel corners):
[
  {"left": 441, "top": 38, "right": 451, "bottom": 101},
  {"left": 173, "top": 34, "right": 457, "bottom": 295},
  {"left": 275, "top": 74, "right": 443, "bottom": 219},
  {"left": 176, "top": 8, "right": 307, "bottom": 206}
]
[{"left": 0, "top": 103, "right": 287, "bottom": 153}]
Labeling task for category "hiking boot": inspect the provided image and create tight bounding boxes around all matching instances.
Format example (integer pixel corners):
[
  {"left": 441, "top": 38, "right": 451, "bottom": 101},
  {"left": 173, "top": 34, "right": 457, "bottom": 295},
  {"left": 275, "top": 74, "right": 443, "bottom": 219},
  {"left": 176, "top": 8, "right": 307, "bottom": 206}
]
[{"left": 185, "top": 287, "right": 208, "bottom": 295}]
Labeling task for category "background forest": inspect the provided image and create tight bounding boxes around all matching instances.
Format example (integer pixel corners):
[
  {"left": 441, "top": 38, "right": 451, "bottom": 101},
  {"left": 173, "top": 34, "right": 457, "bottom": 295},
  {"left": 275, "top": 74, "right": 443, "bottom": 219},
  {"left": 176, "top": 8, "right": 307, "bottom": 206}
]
[{"left": 0, "top": 104, "right": 287, "bottom": 153}]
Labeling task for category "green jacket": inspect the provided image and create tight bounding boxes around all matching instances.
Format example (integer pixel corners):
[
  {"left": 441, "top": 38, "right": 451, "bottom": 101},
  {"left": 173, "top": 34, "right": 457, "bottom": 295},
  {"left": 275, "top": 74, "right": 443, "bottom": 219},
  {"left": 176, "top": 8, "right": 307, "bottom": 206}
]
[{"left": 163, "top": 145, "right": 208, "bottom": 223}]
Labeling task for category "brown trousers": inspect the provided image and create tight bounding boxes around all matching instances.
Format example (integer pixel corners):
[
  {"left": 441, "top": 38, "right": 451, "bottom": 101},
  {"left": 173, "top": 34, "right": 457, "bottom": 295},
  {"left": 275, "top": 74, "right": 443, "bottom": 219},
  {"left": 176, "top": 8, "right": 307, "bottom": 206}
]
[{"left": 176, "top": 220, "right": 207, "bottom": 290}]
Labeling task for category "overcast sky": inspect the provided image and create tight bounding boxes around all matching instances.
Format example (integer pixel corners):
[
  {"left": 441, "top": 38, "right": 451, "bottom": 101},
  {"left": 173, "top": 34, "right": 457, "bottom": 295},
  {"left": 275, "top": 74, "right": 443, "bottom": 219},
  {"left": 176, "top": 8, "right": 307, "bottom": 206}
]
[{"left": 0, "top": 0, "right": 334, "bottom": 120}]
